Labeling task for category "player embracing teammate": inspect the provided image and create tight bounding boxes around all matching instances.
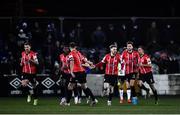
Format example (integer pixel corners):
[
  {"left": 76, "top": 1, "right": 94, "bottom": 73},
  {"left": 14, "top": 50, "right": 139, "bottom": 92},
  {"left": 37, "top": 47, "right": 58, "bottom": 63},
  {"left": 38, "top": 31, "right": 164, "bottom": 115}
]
[{"left": 64, "top": 42, "right": 97, "bottom": 106}]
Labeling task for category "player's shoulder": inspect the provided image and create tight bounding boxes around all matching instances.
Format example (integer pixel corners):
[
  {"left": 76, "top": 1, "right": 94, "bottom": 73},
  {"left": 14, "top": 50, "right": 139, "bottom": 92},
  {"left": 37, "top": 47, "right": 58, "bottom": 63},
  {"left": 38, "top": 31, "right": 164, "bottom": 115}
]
[
  {"left": 133, "top": 50, "right": 138, "bottom": 54},
  {"left": 31, "top": 51, "right": 38, "bottom": 56},
  {"left": 116, "top": 53, "right": 121, "bottom": 57},
  {"left": 77, "top": 50, "right": 83, "bottom": 56},
  {"left": 121, "top": 50, "right": 127, "bottom": 55},
  {"left": 133, "top": 50, "right": 139, "bottom": 56},
  {"left": 21, "top": 51, "right": 25, "bottom": 55},
  {"left": 59, "top": 53, "right": 64, "bottom": 59},
  {"left": 69, "top": 50, "right": 77, "bottom": 55},
  {"left": 104, "top": 53, "right": 110, "bottom": 58},
  {"left": 59, "top": 53, "right": 64, "bottom": 57}
]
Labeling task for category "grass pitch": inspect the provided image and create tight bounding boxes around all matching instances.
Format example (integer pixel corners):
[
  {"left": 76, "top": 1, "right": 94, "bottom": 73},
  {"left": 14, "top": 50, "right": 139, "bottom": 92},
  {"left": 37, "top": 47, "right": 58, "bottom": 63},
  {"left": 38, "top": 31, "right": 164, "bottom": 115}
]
[{"left": 0, "top": 96, "right": 180, "bottom": 114}]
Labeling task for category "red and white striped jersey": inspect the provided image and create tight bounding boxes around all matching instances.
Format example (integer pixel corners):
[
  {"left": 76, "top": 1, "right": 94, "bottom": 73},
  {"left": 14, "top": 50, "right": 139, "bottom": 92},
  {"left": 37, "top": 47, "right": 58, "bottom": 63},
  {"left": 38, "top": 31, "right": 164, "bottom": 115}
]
[
  {"left": 138, "top": 54, "right": 152, "bottom": 74},
  {"left": 20, "top": 51, "right": 38, "bottom": 74},
  {"left": 97, "top": 53, "right": 121, "bottom": 75},
  {"left": 59, "top": 53, "right": 70, "bottom": 74},
  {"left": 121, "top": 50, "right": 139, "bottom": 75}
]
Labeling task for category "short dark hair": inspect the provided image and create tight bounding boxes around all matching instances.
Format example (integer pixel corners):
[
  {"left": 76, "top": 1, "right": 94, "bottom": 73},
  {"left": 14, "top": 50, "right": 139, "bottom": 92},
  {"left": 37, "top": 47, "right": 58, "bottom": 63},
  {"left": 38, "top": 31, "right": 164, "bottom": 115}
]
[
  {"left": 24, "top": 42, "right": 31, "bottom": 46},
  {"left": 109, "top": 44, "right": 117, "bottom": 49},
  {"left": 69, "top": 42, "right": 77, "bottom": 48},
  {"left": 126, "top": 41, "right": 133, "bottom": 45}
]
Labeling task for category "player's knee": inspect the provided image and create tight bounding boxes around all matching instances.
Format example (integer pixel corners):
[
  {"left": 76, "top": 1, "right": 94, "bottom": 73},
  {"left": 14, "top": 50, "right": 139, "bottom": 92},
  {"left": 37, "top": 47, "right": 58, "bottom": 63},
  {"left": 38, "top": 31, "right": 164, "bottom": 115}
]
[
  {"left": 81, "top": 83, "right": 87, "bottom": 89},
  {"left": 77, "top": 83, "right": 81, "bottom": 87},
  {"left": 138, "top": 81, "right": 142, "bottom": 86},
  {"left": 21, "top": 80, "right": 28, "bottom": 86},
  {"left": 149, "top": 84, "right": 155, "bottom": 90},
  {"left": 110, "top": 86, "right": 114, "bottom": 94},
  {"left": 130, "top": 80, "right": 135, "bottom": 86},
  {"left": 68, "top": 83, "right": 74, "bottom": 90},
  {"left": 104, "top": 82, "right": 109, "bottom": 89}
]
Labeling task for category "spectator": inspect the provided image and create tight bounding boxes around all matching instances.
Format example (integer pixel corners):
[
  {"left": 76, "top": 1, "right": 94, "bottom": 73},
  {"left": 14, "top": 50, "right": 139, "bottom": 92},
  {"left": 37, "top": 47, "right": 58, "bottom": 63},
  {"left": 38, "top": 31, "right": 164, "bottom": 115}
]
[
  {"left": 91, "top": 26, "right": 106, "bottom": 48},
  {"left": 146, "top": 21, "right": 160, "bottom": 47},
  {"left": 118, "top": 24, "right": 128, "bottom": 47},
  {"left": 106, "top": 24, "right": 118, "bottom": 46}
]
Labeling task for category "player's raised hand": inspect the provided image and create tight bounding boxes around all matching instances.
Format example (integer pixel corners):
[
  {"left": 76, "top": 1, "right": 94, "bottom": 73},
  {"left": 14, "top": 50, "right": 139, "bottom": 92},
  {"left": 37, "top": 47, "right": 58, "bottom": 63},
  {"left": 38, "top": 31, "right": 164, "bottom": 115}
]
[{"left": 89, "top": 64, "right": 95, "bottom": 69}]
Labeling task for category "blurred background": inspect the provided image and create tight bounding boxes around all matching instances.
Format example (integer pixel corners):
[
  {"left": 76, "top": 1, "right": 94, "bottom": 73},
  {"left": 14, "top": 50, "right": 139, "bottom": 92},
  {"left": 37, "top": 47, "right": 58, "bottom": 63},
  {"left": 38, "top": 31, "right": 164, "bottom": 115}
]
[{"left": 0, "top": 0, "right": 180, "bottom": 96}]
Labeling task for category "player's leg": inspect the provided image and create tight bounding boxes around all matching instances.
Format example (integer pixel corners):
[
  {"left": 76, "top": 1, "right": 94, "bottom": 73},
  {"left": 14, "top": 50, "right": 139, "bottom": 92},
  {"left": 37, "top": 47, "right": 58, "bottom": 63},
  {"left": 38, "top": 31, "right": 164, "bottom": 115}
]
[
  {"left": 81, "top": 83, "right": 97, "bottom": 105},
  {"left": 77, "top": 83, "right": 82, "bottom": 103},
  {"left": 66, "top": 82, "right": 76, "bottom": 106},
  {"left": 66, "top": 75, "right": 76, "bottom": 106},
  {"left": 118, "top": 76, "right": 125, "bottom": 103},
  {"left": 126, "top": 76, "right": 131, "bottom": 103},
  {"left": 103, "top": 76, "right": 110, "bottom": 96},
  {"left": 21, "top": 74, "right": 31, "bottom": 103},
  {"left": 80, "top": 73, "right": 97, "bottom": 106},
  {"left": 62, "top": 74, "right": 72, "bottom": 105},
  {"left": 73, "top": 84, "right": 79, "bottom": 104},
  {"left": 138, "top": 76, "right": 150, "bottom": 99},
  {"left": 107, "top": 76, "right": 117, "bottom": 106},
  {"left": 146, "top": 72, "right": 158, "bottom": 104},
  {"left": 107, "top": 84, "right": 115, "bottom": 106},
  {"left": 130, "top": 78, "right": 137, "bottom": 104},
  {"left": 30, "top": 75, "right": 38, "bottom": 106},
  {"left": 59, "top": 76, "right": 67, "bottom": 105},
  {"left": 129, "top": 73, "right": 138, "bottom": 103},
  {"left": 104, "top": 76, "right": 111, "bottom": 105},
  {"left": 149, "top": 84, "right": 158, "bottom": 104}
]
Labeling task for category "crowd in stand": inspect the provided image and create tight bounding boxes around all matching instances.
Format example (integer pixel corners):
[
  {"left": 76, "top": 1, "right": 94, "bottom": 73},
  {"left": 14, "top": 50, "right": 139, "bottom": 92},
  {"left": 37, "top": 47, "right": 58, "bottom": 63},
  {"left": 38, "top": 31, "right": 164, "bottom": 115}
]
[{"left": 0, "top": 18, "right": 180, "bottom": 75}]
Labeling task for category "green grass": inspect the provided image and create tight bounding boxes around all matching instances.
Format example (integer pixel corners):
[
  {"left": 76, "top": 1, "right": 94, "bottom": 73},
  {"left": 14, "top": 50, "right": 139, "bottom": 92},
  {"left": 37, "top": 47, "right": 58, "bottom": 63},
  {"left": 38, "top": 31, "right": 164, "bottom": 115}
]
[{"left": 0, "top": 96, "right": 180, "bottom": 114}]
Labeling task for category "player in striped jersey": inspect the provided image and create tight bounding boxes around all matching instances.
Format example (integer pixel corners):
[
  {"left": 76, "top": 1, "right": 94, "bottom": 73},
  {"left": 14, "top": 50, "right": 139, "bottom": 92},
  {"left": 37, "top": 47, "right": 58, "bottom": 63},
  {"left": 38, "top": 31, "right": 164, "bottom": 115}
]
[
  {"left": 95, "top": 44, "right": 121, "bottom": 106},
  {"left": 137, "top": 46, "right": 159, "bottom": 104},
  {"left": 120, "top": 41, "right": 139, "bottom": 103},
  {"left": 20, "top": 42, "right": 39, "bottom": 105}
]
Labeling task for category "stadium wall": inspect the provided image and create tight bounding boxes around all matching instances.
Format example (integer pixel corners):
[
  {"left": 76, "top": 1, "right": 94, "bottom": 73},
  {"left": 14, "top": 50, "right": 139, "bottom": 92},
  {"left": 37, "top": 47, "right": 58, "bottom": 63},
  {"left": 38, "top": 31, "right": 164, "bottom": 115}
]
[{"left": 0, "top": 74, "right": 180, "bottom": 96}]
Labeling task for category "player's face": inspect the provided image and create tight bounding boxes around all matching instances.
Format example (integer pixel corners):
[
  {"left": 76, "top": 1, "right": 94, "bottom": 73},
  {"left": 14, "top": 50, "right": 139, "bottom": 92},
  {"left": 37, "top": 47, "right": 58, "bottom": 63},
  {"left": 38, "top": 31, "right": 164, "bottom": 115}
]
[
  {"left": 127, "top": 44, "right": 133, "bottom": 52},
  {"left": 24, "top": 45, "right": 31, "bottom": 52},
  {"left": 138, "top": 47, "right": 144, "bottom": 55},
  {"left": 63, "top": 47, "right": 69, "bottom": 54},
  {"left": 110, "top": 47, "right": 117, "bottom": 55}
]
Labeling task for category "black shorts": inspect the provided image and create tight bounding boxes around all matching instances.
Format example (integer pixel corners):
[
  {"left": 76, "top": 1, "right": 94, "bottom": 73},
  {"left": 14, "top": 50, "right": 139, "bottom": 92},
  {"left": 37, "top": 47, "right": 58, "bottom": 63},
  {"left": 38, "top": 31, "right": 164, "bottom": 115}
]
[
  {"left": 21, "top": 73, "right": 36, "bottom": 84},
  {"left": 70, "top": 72, "right": 87, "bottom": 84},
  {"left": 61, "top": 72, "right": 71, "bottom": 81},
  {"left": 139, "top": 72, "right": 155, "bottom": 84},
  {"left": 120, "top": 73, "right": 137, "bottom": 82},
  {"left": 60, "top": 72, "right": 71, "bottom": 86},
  {"left": 104, "top": 75, "right": 118, "bottom": 86}
]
